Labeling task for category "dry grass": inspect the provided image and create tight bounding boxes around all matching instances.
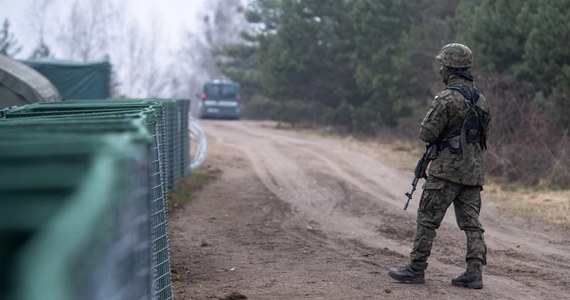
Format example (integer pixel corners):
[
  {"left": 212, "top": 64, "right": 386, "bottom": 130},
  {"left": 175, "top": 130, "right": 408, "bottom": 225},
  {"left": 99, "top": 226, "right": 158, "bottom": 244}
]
[
  {"left": 168, "top": 166, "right": 212, "bottom": 210},
  {"left": 485, "top": 182, "right": 570, "bottom": 227},
  {"left": 356, "top": 136, "right": 570, "bottom": 227}
]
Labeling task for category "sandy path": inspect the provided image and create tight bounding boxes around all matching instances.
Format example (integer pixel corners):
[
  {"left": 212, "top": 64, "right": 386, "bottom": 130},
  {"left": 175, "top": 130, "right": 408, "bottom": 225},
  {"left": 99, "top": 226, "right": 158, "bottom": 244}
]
[{"left": 170, "top": 120, "right": 570, "bottom": 300}]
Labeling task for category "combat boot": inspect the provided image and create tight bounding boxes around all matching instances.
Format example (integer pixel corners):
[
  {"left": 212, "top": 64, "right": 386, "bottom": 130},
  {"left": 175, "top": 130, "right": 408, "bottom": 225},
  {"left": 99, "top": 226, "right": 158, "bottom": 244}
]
[
  {"left": 388, "top": 266, "right": 425, "bottom": 284},
  {"left": 451, "top": 268, "right": 483, "bottom": 289}
]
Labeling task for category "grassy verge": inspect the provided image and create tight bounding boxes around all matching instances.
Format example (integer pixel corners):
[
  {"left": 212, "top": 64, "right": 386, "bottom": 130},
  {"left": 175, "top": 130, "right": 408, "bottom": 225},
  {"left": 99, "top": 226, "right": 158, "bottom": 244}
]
[
  {"left": 168, "top": 166, "right": 212, "bottom": 211},
  {"left": 485, "top": 182, "right": 570, "bottom": 227}
]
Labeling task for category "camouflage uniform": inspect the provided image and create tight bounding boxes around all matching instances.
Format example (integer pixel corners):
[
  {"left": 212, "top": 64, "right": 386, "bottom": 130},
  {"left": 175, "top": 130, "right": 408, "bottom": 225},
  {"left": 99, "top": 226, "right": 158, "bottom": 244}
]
[{"left": 409, "top": 44, "right": 492, "bottom": 272}]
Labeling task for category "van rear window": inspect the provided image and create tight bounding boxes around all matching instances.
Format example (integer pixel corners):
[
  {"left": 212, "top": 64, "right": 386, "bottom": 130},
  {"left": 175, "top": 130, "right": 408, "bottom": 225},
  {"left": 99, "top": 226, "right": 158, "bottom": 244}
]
[
  {"left": 204, "top": 84, "right": 239, "bottom": 99},
  {"left": 221, "top": 85, "right": 238, "bottom": 98},
  {"left": 204, "top": 85, "right": 220, "bottom": 97}
]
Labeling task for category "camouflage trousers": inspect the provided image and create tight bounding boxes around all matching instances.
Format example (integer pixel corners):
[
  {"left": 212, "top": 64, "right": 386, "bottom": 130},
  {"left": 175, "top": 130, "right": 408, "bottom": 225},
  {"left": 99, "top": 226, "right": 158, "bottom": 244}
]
[{"left": 409, "top": 175, "right": 487, "bottom": 271}]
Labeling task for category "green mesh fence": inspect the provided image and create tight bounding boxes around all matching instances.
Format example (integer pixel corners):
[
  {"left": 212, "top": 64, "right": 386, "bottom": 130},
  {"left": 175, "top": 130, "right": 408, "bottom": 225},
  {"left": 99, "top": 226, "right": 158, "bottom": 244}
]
[
  {"left": 0, "top": 98, "right": 191, "bottom": 300},
  {"left": 0, "top": 133, "right": 151, "bottom": 300}
]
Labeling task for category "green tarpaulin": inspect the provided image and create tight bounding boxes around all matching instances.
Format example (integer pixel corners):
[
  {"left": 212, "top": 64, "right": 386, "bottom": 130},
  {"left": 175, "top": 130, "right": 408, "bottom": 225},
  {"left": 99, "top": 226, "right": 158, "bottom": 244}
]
[{"left": 21, "top": 59, "right": 111, "bottom": 100}]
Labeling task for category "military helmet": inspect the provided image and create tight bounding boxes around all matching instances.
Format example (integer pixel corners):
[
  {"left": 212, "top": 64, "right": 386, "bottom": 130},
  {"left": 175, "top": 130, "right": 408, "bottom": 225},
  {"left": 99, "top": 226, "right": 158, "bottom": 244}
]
[{"left": 435, "top": 43, "right": 473, "bottom": 68}]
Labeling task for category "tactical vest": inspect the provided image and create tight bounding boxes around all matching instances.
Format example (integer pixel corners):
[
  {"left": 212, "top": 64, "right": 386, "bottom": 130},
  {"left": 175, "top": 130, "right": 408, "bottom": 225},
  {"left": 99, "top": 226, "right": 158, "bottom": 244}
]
[{"left": 437, "top": 83, "right": 488, "bottom": 153}]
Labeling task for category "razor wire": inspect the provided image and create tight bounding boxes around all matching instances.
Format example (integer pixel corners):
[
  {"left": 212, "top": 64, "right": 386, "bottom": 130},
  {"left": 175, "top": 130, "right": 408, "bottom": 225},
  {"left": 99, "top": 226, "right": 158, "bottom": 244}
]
[{"left": 189, "top": 117, "right": 207, "bottom": 171}]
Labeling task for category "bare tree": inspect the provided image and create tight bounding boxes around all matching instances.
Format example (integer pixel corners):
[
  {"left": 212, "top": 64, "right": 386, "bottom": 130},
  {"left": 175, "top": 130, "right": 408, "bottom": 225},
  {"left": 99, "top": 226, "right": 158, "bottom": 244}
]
[
  {"left": 27, "top": 0, "right": 54, "bottom": 58},
  {"left": 111, "top": 6, "right": 170, "bottom": 98},
  {"left": 203, "top": 0, "right": 249, "bottom": 47},
  {"left": 57, "top": 0, "right": 118, "bottom": 61},
  {"left": 29, "top": 39, "right": 52, "bottom": 59},
  {"left": 139, "top": 16, "right": 166, "bottom": 97},
  {"left": 175, "top": 0, "right": 250, "bottom": 98},
  {"left": 27, "top": 0, "right": 172, "bottom": 98}
]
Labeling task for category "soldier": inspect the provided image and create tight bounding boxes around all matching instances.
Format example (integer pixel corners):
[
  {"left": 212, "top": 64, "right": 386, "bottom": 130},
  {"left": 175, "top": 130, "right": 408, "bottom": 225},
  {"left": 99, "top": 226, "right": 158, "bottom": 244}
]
[{"left": 388, "top": 43, "right": 492, "bottom": 289}]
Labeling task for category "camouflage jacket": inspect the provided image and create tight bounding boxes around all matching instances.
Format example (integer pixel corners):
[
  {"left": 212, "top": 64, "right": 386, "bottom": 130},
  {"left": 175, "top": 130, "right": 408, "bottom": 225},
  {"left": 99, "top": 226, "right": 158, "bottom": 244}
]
[{"left": 419, "top": 75, "right": 492, "bottom": 186}]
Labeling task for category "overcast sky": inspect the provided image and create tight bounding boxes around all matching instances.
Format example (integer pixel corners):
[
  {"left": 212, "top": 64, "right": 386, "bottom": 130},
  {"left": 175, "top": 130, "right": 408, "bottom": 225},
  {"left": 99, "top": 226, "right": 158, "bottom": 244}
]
[
  {"left": 0, "top": 0, "right": 207, "bottom": 58},
  {"left": 0, "top": 0, "right": 249, "bottom": 97}
]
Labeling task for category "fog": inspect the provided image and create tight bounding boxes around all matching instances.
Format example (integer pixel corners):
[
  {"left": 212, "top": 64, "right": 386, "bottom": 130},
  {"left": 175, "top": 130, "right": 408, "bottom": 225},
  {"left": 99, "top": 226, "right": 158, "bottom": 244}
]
[{"left": 0, "top": 0, "right": 248, "bottom": 98}]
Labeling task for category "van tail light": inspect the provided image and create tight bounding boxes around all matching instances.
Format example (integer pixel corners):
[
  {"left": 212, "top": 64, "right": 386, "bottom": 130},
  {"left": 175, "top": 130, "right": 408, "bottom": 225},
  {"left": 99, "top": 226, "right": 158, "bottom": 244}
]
[
  {"left": 236, "top": 95, "right": 241, "bottom": 102},
  {"left": 201, "top": 92, "right": 207, "bottom": 100}
]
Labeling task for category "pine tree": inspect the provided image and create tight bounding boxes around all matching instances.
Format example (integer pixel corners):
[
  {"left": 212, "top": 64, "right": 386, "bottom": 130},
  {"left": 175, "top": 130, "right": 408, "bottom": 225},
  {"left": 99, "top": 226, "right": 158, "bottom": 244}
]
[
  {"left": 30, "top": 38, "right": 52, "bottom": 59},
  {"left": 0, "top": 18, "right": 23, "bottom": 57}
]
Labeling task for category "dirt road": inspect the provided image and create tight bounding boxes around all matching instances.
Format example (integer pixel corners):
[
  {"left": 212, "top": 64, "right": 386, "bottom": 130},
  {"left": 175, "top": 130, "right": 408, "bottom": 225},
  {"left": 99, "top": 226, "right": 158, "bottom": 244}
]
[{"left": 170, "top": 120, "right": 570, "bottom": 300}]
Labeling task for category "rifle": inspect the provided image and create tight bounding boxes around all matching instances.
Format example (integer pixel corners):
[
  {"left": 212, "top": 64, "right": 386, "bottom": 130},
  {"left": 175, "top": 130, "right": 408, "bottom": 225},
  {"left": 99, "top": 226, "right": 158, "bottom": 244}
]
[{"left": 404, "top": 144, "right": 436, "bottom": 210}]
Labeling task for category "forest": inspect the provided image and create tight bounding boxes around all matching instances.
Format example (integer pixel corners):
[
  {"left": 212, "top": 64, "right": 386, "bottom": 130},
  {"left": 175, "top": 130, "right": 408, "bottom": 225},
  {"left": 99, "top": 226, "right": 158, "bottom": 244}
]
[{"left": 216, "top": 0, "right": 570, "bottom": 188}]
